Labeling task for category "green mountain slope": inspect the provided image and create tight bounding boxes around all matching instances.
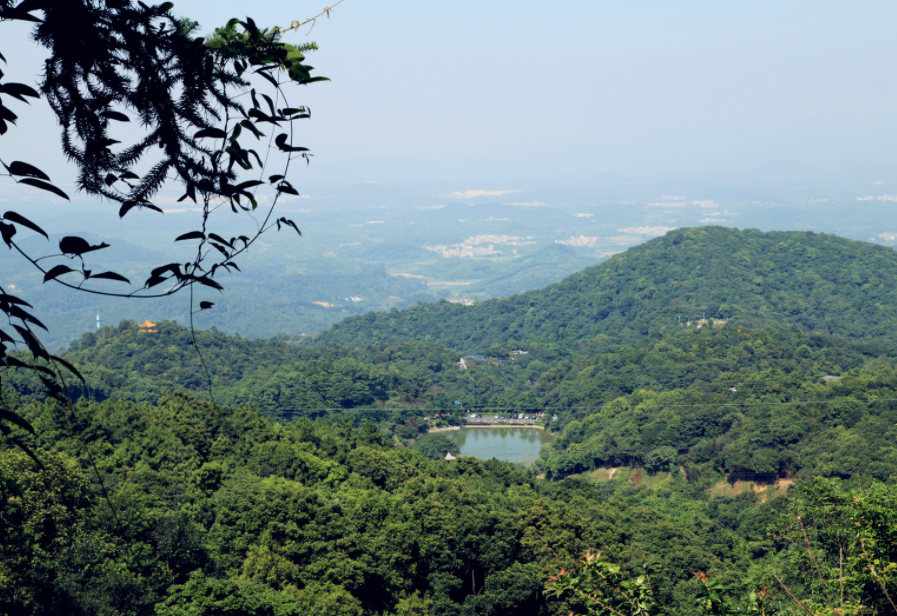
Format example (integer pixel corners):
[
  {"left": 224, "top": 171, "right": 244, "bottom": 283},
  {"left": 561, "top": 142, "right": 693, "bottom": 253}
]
[
  {"left": 311, "top": 226, "right": 897, "bottom": 351},
  {"left": 11, "top": 318, "right": 897, "bottom": 487}
]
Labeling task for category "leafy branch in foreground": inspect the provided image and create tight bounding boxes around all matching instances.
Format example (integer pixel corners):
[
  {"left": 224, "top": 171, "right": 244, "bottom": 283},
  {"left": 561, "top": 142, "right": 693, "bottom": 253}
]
[{"left": 0, "top": 0, "right": 327, "bottom": 463}]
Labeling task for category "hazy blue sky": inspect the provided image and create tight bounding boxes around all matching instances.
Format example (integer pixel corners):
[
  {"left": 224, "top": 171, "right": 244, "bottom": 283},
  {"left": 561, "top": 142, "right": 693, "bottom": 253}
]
[{"left": 2, "top": 1, "right": 896, "bottom": 183}]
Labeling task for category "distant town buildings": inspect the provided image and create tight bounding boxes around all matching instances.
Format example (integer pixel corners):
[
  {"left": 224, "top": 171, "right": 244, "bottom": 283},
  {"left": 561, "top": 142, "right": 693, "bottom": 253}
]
[
  {"left": 556, "top": 236, "right": 598, "bottom": 247},
  {"left": 424, "top": 235, "right": 537, "bottom": 258}
]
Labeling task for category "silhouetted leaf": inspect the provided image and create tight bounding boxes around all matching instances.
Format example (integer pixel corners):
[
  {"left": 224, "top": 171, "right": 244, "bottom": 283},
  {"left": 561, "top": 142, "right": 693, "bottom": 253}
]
[
  {"left": 0, "top": 408, "right": 35, "bottom": 435},
  {"left": 175, "top": 231, "right": 205, "bottom": 241},
  {"left": 0, "top": 82, "right": 39, "bottom": 102},
  {"left": 209, "top": 243, "right": 229, "bottom": 257},
  {"left": 151, "top": 263, "right": 181, "bottom": 278},
  {"left": 0, "top": 222, "right": 16, "bottom": 246},
  {"left": 297, "top": 76, "right": 331, "bottom": 85},
  {"left": 5, "top": 160, "right": 50, "bottom": 180},
  {"left": 119, "top": 200, "right": 162, "bottom": 217},
  {"left": 260, "top": 93, "right": 276, "bottom": 116},
  {"left": 59, "top": 236, "right": 108, "bottom": 256},
  {"left": 7, "top": 305, "right": 46, "bottom": 330},
  {"left": 2, "top": 211, "right": 46, "bottom": 238},
  {"left": 194, "top": 127, "right": 227, "bottom": 139},
  {"left": 199, "top": 301, "right": 214, "bottom": 310},
  {"left": 0, "top": 294, "right": 32, "bottom": 308},
  {"left": 104, "top": 173, "right": 117, "bottom": 186},
  {"left": 239, "top": 120, "right": 265, "bottom": 139},
  {"left": 248, "top": 108, "right": 279, "bottom": 125},
  {"left": 208, "top": 233, "right": 231, "bottom": 247},
  {"left": 235, "top": 180, "right": 264, "bottom": 191},
  {"left": 4, "top": 356, "right": 31, "bottom": 370},
  {"left": 145, "top": 263, "right": 181, "bottom": 288},
  {"left": 274, "top": 133, "right": 310, "bottom": 152},
  {"left": 256, "top": 70, "right": 279, "bottom": 88},
  {"left": 278, "top": 217, "right": 302, "bottom": 235},
  {"left": 246, "top": 149, "right": 264, "bottom": 168},
  {"left": 100, "top": 110, "right": 130, "bottom": 122},
  {"left": 145, "top": 275, "right": 168, "bottom": 289},
  {"left": 177, "top": 182, "right": 197, "bottom": 203},
  {"left": 13, "top": 324, "right": 47, "bottom": 359},
  {"left": 2, "top": 0, "right": 43, "bottom": 23},
  {"left": 0, "top": 103, "right": 18, "bottom": 125},
  {"left": 241, "top": 17, "right": 260, "bottom": 40},
  {"left": 90, "top": 271, "right": 130, "bottom": 283},
  {"left": 18, "top": 178, "right": 69, "bottom": 200},
  {"left": 43, "top": 264, "right": 75, "bottom": 282},
  {"left": 8, "top": 437, "right": 43, "bottom": 469},
  {"left": 51, "top": 355, "right": 85, "bottom": 383},
  {"left": 276, "top": 183, "right": 299, "bottom": 196},
  {"left": 194, "top": 276, "right": 223, "bottom": 291},
  {"left": 119, "top": 201, "right": 138, "bottom": 217},
  {"left": 242, "top": 191, "right": 258, "bottom": 210}
]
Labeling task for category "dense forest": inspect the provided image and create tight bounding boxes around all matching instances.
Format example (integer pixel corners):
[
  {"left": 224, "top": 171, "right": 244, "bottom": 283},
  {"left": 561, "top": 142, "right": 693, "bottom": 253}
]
[
  {"left": 311, "top": 227, "right": 897, "bottom": 351},
  {"left": 7, "top": 227, "right": 897, "bottom": 614},
  {"left": 13, "top": 318, "right": 897, "bottom": 488},
  {"left": 8, "top": 393, "right": 897, "bottom": 615}
]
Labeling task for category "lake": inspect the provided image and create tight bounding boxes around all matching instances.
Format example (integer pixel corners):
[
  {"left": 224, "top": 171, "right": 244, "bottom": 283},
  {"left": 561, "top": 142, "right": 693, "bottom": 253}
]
[{"left": 445, "top": 427, "right": 555, "bottom": 465}]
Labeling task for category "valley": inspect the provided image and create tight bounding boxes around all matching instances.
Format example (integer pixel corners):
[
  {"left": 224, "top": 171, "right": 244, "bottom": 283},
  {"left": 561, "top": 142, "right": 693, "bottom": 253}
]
[{"left": 6, "top": 226, "right": 897, "bottom": 614}]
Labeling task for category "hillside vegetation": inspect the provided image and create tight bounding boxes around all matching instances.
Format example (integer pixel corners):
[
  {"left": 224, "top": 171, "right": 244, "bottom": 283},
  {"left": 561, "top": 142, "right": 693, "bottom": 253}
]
[
  {"left": 7, "top": 227, "right": 897, "bottom": 614},
  {"left": 3, "top": 395, "right": 781, "bottom": 615},
  {"left": 311, "top": 227, "right": 897, "bottom": 351},
  {"left": 8, "top": 321, "right": 897, "bottom": 488}
]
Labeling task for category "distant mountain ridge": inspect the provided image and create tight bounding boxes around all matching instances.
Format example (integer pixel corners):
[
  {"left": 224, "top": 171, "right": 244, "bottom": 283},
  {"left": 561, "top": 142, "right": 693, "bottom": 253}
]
[{"left": 311, "top": 226, "right": 897, "bottom": 351}]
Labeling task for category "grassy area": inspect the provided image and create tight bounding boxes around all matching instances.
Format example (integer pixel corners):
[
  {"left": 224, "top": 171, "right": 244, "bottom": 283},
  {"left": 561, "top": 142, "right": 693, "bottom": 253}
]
[{"left": 584, "top": 467, "right": 794, "bottom": 501}]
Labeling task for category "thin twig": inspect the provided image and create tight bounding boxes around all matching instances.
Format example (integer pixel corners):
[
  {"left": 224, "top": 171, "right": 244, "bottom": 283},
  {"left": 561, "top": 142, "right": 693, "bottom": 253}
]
[
  {"left": 773, "top": 573, "right": 815, "bottom": 616},
  {"left": 839, "top": 547, "right": 844, "bottom": 611},
  {"left": 280, "top": 0, "right": 346, "bottom": 36},
  {"left": 860, "top": 543, "right": 897, "bottom": 615},
  {"left": 798, "top": 516, "right": 833, "bottom": 610},
  {"left": 189, "top": 284, "right": 216, "bottom": 406}
]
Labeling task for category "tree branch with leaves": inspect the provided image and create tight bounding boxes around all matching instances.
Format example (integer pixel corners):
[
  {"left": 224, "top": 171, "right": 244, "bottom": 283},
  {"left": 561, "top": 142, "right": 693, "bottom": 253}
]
[{"left": 0, "top": 0, "right": 328, "bottom": 465}]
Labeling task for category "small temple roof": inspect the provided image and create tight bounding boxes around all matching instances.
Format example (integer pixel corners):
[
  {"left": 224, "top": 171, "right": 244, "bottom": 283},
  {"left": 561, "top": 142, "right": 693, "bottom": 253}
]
[
  {"left": 444, "top": 452, "right": 456, "bottom": 461},
  {"left": 139, "top": 319, "right": 156, "bottom": 328}
]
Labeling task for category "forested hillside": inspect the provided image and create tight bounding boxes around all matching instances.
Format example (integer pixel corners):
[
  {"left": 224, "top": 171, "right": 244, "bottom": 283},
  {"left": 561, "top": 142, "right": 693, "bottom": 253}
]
[
  {"left": 310, "top": 227, "right": 897, "bottom": 351},
  {"left": 9, "top": 227, "right": 897, "bottom": 614},
  {"left": 0, "top": 395, "right": 774, "bottom": 615},
  {"left": 9, "top": 391, "right": 897, "bottom": 615},
  {"left": 9, "top": 320, "right": 897, "bottom": 490}
]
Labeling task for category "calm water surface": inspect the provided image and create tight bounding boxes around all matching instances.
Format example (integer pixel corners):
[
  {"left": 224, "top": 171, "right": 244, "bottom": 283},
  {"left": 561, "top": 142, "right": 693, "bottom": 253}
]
[{"left": 445, "top": 427, "right": 555, "bottom": 465}]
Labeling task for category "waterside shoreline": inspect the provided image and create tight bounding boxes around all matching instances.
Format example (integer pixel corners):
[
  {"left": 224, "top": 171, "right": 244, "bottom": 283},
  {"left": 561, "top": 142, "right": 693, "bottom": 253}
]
[{"left": 427, "top": 424, "right": 549, "bottom": 433}]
